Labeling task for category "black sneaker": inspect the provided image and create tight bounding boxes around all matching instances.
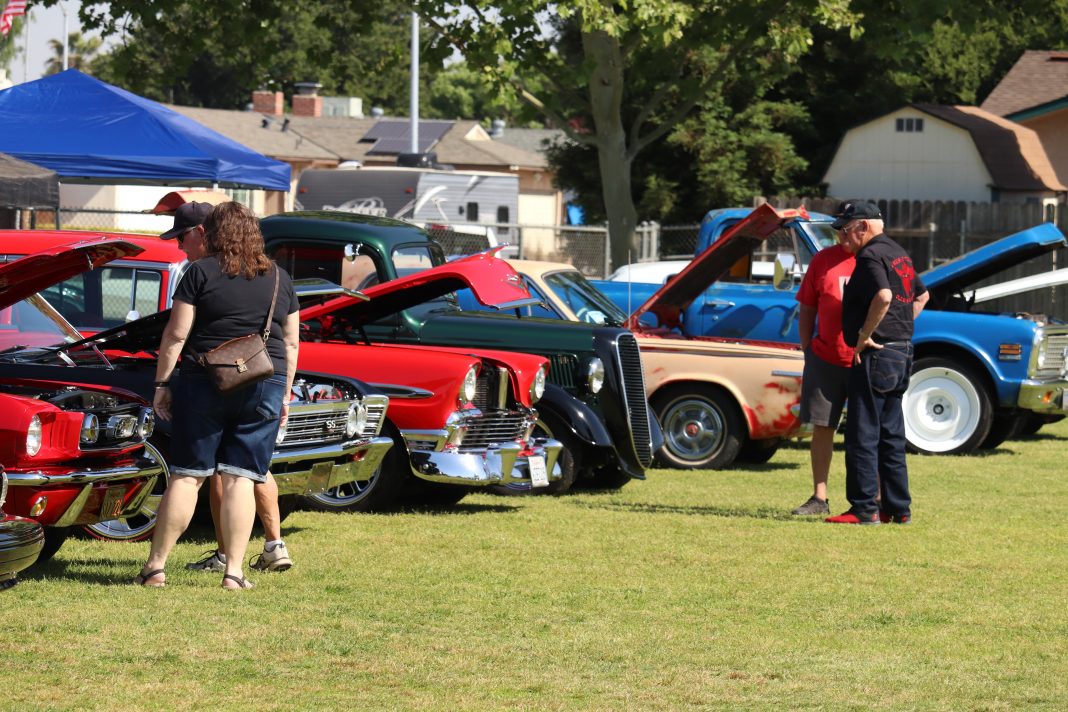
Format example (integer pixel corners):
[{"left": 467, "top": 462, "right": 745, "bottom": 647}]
[
  {"left": 185, "top": 549, "right": 226, "bottom": 572},
  {"left": 792, "top": 495, "right": 830, "bottom": 516}
]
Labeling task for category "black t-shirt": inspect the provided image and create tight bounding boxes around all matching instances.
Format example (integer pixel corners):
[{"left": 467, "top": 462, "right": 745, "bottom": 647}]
[
  {"left": 842, "top": 234, "right": 927, "bottom": 347},
  {"left": 172, "top": 257, "right": 299, "bottom": 374}
]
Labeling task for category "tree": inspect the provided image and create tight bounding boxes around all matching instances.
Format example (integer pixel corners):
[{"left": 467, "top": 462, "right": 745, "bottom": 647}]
[
  {"left": 69, "top": 0, "right": 445, "bottom": 112},
  {"left": 44, "top": 32, "right": 102, "bottom": 75},
  {"left": 416, "top": 1, "right": 858, "bottom": 268},
  {"left": 0, "top": 17, "right": 26, "bottom": 73}
]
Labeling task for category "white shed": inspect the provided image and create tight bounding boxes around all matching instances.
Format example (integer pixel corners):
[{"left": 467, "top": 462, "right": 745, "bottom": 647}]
[{"left": 823, "top": 104, "right": 1065, "bottom": 203}]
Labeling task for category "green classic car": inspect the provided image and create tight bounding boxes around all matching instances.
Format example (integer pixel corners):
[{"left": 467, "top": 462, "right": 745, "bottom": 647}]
[{"left": 261, "top": 211, "right": 662, "bottom": 491}]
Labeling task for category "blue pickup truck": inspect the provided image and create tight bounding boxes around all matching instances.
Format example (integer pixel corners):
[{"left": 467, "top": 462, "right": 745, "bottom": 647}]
[{"left": 593, "top": 207, "right": 1068, "bottom": 455}]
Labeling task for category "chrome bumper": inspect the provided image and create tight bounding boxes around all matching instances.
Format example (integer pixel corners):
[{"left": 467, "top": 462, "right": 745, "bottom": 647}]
[
  {"left": 405, "top": 437, "right": 564, "bottom": 487},
  {"left": 1016, "top": 380, "right": 1068, "bottom": 413},
  {"left": 270, "top": 437, "right": 393, "bottom": 496},
  {"left": 0, "top": 515, "right": 44, "bottom": 585},
  {"left": 5, "top": 443, "right": 167, "bottom": 527}
]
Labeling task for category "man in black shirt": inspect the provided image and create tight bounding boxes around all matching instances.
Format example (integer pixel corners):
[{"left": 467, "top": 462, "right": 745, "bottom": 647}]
[{"left": 828, "top": 201, "right": 929, "bottom": 525}]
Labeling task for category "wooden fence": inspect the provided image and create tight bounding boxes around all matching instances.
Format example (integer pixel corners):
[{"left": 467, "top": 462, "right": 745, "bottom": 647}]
[{"left": 760, "top": 197, "right": 1068, "bottom": 321}]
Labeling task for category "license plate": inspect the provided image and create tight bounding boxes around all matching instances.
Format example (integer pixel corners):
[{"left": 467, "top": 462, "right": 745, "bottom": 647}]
[
  {"left": 99, "top": 486, "right": 126, "bottom": 520},
  {"left": 529, "top": 455, "right": 549, "bottom": 488}
]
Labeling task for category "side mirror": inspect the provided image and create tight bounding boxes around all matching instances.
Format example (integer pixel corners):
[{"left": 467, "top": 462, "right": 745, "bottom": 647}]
[
  {"left": 344, "top": 243, "right": 360, "bottom": 262},
  {"left": 772, "top": 253, "right": 797, "bottom": 291}
]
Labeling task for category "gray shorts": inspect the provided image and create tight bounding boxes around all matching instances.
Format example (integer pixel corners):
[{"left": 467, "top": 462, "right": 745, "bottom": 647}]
[{"left": 800, "top": 349, "right": 850, "bottom": 428}]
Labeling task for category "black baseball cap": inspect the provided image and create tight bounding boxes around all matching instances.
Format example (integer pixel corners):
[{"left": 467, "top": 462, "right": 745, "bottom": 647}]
[
  {"left": 831, "top": 200, "right": 882, "bottom": 230},
  {"left": 160, "top": 201, "right": 213, "bottom": 240}
]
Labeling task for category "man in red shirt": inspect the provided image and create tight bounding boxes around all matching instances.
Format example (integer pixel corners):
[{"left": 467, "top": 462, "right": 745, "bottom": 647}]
[{"left": 791, "top": 220, "right": 857, "bottom": 515}]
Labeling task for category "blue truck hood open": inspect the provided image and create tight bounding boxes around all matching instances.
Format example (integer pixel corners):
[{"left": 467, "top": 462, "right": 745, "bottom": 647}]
[{"left": 921, "top": 222, "right": 1068, "bottom": 300}]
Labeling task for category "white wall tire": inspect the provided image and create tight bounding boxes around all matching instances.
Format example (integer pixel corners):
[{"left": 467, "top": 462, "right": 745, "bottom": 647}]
[{"left": 904, "top": 357, "right": 992, "bottom": 455}]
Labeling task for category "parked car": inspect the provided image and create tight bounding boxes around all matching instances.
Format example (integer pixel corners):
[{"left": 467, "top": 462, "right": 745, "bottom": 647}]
[
  {"left": 456, "top": 211, "right": 807, "bottom": 469},
  {"left": 0, "top": 234, "right": 395, "bottom": 531},
  {"left": 0, "top": 241, "right": 167, "bottom": 560},
  {"left": 0, "top": 467, "right": 44, "bottom": 589},
  {"left": 261, "top": 211, "right": 662, "bottom": 490},
  {"left": 593, "top": 207, "right": 1068, "bottom": 455},
  {"left": 12, "top": 232, "right": 564, "bottom": 509}
]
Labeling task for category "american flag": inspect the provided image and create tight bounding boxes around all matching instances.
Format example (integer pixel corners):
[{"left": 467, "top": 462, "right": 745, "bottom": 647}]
[{"left": 0, "top": 0, "right": 26, "bottom": 37}]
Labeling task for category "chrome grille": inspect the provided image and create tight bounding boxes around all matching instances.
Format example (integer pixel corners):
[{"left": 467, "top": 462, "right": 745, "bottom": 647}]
[
  {"left": 460, "top": 412, "right": 528, "bottom": 451},
  {"left": 282, "top": 403, "right": 349, "bottom": 447},
  {"left": 1034, "top": 332, "right": 1068, "bottom": 379},
  {"left": 548, "top": 354, "right": 578, "bottom": 389},
  {"left": 616, "top": 333, "right": 653, "bottom": 466},
  {"left": 472, "top": 367, "right": 507, "bottom": 410},
  {"left": 361, "top": 396, "right": 389, "bottom": 437}
]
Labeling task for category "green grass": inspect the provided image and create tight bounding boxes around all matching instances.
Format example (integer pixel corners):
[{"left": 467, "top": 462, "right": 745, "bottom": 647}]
[{"left": 5, "top": 422, "right": 1068, "bottom": 711}]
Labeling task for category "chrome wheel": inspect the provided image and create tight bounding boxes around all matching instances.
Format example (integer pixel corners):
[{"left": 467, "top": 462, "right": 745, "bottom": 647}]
[
  {"left": 663, "top": 397, "right": 726, "bottom": 462},
  {"left": 83, "top": 442, "right": 169, "bottom": 542},
  {"left": 653, "top": 385, "right": 743, "bottom": 469}
]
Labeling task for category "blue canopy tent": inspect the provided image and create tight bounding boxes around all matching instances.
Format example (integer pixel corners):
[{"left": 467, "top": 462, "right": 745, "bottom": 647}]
[{"left": 0, "top": 70, "right": 290, "bottom": 191}]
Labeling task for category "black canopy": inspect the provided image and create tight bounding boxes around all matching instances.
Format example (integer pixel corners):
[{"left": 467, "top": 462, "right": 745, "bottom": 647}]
[{"left": 0, "top": 152, "right": 59, "bottom": 208}]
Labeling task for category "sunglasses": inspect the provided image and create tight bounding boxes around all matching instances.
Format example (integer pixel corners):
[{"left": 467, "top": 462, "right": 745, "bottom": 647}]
[{"left": 177, "top": 226, "right": 197, "bottom": 245}]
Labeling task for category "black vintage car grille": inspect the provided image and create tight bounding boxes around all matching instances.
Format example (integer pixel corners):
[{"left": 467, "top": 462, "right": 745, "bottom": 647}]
[
  {"left": 616, "top": 333, "right": 653, "bottom": 467},
  {"left": 459, "top": 412, "right": 528, "bottom": 452},
  {"left": 548, "top": 354, "right": 578, "bottom": 389}
]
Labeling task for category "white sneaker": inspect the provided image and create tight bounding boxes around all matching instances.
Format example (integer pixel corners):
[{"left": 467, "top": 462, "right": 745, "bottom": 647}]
[
  {"left": 186, "top": 550, "right": 227, "bottom": 572},
  {"left": 249, "top": 542, "right": 292, "bottom": 572}
]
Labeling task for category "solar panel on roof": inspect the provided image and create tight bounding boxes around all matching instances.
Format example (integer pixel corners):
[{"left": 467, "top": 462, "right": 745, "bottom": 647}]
[{"left": 363, "top": 120, "right": 452, "bottom": 155}]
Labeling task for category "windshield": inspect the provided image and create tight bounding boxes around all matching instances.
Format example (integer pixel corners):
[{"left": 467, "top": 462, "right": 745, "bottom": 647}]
[
  {"left": 0, "top": 294, "right": 108, "bottom": 365},
  {"left": 801, "top": 221, "right": 838, "bottom": 253},
  {"left": 544, "top": 270, "right": 627, "bottom": 325}
]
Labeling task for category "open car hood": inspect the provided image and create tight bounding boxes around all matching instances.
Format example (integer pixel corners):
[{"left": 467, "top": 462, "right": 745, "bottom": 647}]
[
  {"left": 922, "top": 222, "right": 1067, "bottom": 301},
  {"left": 0, "top": 239, "right": 144, "bottom": 310},
  {"left": 301, "top": 249, "right": 539, "bottom": 323},
  {"left": 626, "top": 204, "right": 795, "bottom": 330}
]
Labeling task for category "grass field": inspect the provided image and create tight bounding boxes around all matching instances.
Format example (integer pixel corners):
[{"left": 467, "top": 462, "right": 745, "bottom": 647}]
[{"left": 6, "top": 422, "right": 1068, "bottom": 711}]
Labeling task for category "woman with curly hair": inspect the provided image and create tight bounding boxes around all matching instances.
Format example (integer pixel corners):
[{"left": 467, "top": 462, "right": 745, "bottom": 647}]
[{"left": 135, "top": 201, "right": 299, "bottom": 590}]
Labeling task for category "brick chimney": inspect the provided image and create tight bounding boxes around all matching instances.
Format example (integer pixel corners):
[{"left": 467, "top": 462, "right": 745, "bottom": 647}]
[
  {"left": 292, "top": 81, "right": 323, "bottom": 118},
  {"left": 252, "top": 90, "right": 284, "bottom": 115}
]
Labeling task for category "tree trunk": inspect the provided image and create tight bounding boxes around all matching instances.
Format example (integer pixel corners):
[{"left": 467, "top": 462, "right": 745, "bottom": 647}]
[{"left": 583, "top": 29, "right": 638, "bottom": 273}]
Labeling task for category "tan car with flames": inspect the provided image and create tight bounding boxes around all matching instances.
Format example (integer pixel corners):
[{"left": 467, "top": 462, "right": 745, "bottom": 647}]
[{"left": 468, "top": 209, "right": 806, "bottom": 469}]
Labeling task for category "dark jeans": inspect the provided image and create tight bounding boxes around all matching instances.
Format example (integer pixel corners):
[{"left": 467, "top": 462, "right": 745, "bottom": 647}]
[{"left": 844, "top": 342, "right": 913, "bottom": 517}]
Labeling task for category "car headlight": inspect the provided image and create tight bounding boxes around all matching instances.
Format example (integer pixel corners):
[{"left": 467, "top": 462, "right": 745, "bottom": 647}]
[
  {"left": 138, "top": 408, "right": 155, "bottom": 440},
  {"left": 459, "top": 365, "right": 478, "bottom": 405},
  {"left": 80, "top": 413, "right": 100, "bottom": 445},
  {"left": 586, "top": 358, "right": 605, "bottom": 394},
  {"left": 530, "top": 365, "right": 547, "bottom": 402},
  {"left": 275, "top": 421, "right": 288, "bottom": 445},
  {"left": 346, "top": 402, "right": 368, "bottom": 437},
  {"left": 26, "top": 415, "right": 42, "bottom": 457}
]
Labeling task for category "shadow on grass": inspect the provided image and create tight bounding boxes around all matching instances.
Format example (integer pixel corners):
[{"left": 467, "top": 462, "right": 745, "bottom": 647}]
[
  {"left": 25, "top": 554, "right": 144, "bottom": 586},
  {"left": 394, "top": 502, "right": 522, "bottom": 516},
  {"left": 573, "top": 500, "right": 805, "bottom": 522}
]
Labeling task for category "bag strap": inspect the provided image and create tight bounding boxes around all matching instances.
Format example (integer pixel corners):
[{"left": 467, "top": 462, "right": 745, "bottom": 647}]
[{"left": 261, "top": 266, "right": 281, "bottom": 344}]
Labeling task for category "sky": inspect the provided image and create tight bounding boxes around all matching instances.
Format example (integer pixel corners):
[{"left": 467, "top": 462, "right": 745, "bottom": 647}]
[{"left": 4, "top": 1, "right": 115, "bottom": 84}]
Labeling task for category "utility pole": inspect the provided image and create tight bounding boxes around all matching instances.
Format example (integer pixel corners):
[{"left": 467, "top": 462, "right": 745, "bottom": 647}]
[
  {"left": 410, "top": 11, "right": 419, "bottom": 153},
  {"left": 61, "top": 2, "right": 69, "bottom": 70}
]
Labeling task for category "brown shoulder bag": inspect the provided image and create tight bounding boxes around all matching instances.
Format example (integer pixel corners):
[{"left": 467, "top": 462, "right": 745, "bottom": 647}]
[{"left": 195, "top": 267, "right": 280, "bottom": 394}]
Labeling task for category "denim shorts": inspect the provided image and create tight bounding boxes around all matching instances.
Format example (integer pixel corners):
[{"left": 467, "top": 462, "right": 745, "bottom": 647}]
[{"left": 168, "top": 371, "right": 286, "bottom": 483}]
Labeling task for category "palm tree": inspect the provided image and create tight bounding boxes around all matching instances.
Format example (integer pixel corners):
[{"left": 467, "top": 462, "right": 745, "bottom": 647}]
[{"left": 44, "top": 32, "right": 102, "bottom": 75}]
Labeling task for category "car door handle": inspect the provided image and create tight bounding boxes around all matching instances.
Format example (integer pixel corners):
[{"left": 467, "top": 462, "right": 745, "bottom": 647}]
[
  {"left": 781, "top": 304, "right": 800, "bottom": 337},
  {"left": 706, "top": 299, "right": 736, "bottom": 308}
]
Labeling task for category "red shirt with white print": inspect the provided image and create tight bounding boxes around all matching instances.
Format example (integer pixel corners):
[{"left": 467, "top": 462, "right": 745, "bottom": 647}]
[{"left": 796, "top": 244, "right": 855, "bottom": 367}]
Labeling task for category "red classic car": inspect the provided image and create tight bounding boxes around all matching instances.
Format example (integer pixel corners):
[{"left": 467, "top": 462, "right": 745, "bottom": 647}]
[
  {"left": 0, "top": 467, "right": 44, "bottom": 589},
  {"left": 6, "top": 231, "right": 562, "bottom": 511},
  {"left": 0, "top": 241, "right": 167, "bottom": 560}
]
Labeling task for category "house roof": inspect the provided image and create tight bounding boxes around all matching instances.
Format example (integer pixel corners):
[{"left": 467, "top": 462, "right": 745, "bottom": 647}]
[
  {"left": 913, "top": 104, "right": 1067, "bottom": 192},
  {"left": 980, "top": 50, "right": 1068, "bottom": 118},
  {"left": 491, "top": 127, "right": 568, "bottom": 155},
  {"left": 166, "top": 105, "right": 548, "bottom": 171},
  {"left": 166, "top": 104, "right": 339, "bottom": 162}
]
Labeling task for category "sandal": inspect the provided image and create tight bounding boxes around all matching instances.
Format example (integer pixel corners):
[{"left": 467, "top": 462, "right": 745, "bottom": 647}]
[
  {"left": 222, "top": 573, "right": 255, "bottom": 590},
  {"left": 133, "top": 568, "right": 166, "bottom": 588}
]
